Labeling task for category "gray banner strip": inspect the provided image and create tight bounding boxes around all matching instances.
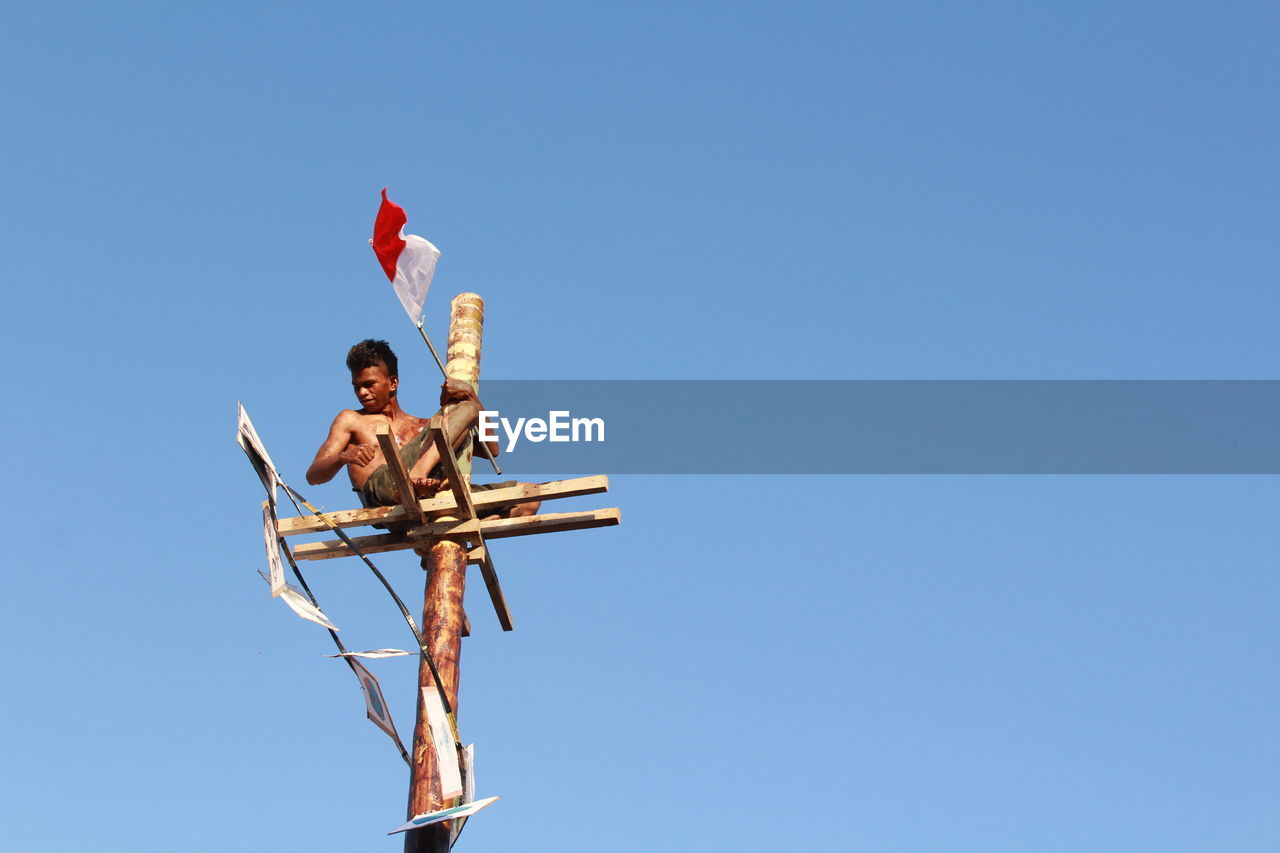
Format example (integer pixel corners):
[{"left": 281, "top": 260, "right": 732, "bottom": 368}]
[{"left": 469, "top": 381, "right": 1280, "bottom": 474}]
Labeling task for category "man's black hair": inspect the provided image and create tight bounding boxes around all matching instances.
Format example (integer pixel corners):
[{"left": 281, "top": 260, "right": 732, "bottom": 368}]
[{"left": 346, "top": 339, "right": 399, "bottom": 378}]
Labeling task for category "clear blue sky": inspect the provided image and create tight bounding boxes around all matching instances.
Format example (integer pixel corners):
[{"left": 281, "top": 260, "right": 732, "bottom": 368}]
[{"left": 2, "top": 3, "right": 1277, "bottom": 851}]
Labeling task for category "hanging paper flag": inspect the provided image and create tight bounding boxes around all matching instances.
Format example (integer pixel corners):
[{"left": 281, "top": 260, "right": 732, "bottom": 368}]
[
  {"left": 387, "top": 796, "right": 500, "bottom": 835},
  {"left": 463, "top": 743, "right": 475, "bottom": 807},
  {"left": 371, "top": 188, "right": 440, "bottom": 325},
  {"left": 422, "top": 687, "right": 463, "bottom": 800},
  {"left": 279, "top": 584, "right": 339, "bottom": 631},
  {"left": 255, "top": 570, "right": 338, "bottom": 630},
  {"left": 236, "top": 403, "right": 280, "bottom": 499},
  {"left": 349, "top": 658, "right": 405, "bottom": 748},
  {"left": 323, "top": 649, "right": 413, "bottom": 659},
  {"left": 451, "top": 743, "right": 476, "bottom": 844},
  {"left": 262, "top": 504, "right": 286, "bottom": 597}
]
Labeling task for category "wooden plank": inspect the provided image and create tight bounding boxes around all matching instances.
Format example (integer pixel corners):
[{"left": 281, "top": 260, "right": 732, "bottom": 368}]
[
  {"left": 277, "top": 501, "right": 404, "bottom": 535},
  {"left": 375, "top": 423, "right": 427, "bottom": 523},
  {"left": 275, "top": 476, "right": 609, "bottom": 537},
  {"left": 291, "top": 520, "right": 481, "bottom": 561},
  {"left": 467, "top": 508, "right": 621, "bottom": 541},
  {"left": 431, "top": 415, "right": 514, "bottom": 632},
  {"left": 291, "top": 509, "right": 621, "bottom": 562},
  {"left": 477, "top": 548, "right": 513, "bottom": 631},
  {"left": 430, "top": 416, "right": 478, "bottom": 521}
]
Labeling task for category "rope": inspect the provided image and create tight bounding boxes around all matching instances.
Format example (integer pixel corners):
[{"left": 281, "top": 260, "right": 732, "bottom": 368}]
[
  {"left": 277, "top": 537, "right": 411, "bottom": 766},
  {"left": 276, "top": 480, "right": 464, "bottom": 744},
  {"left": 260, "top": 456, "right": 469, "bottom": 791}
]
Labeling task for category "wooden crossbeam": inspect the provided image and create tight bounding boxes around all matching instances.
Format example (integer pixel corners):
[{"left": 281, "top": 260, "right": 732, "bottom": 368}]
[
  {"left": 475, "top": 548, "right": 511, "bottom": 631},
  {"left": 430, "top": 414, "right": 478, "bottom": 521},
  {"left": 291, "top": 509, "right": 621, "bottom": 561},
  {"left": 275, "top": 476, "right": 609, "bottom": 537},
  {"left": 465, "top": 508, "right": 620, "bottom": 541},
  {"left": 374, "top": 423, "right": 426, "bottom": 524},
  {"left": 431, "top": 414, "right": 514, "bottom": 632}
]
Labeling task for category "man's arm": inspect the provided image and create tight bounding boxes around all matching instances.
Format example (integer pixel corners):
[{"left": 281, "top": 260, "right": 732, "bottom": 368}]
[
  {"left": 306, "top": 411, "right": 375, "bottom": 484},
  {"left": 441, "top": 377, "right": 500, "bottom": 457},
  {"left": 405, "top": 380, "right": 499, "bottom": 481}
]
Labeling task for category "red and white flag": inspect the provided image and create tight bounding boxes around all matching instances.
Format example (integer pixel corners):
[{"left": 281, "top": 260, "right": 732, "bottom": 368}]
[{"left": 371, "top": 188, "right": 440, "bottom": 324}]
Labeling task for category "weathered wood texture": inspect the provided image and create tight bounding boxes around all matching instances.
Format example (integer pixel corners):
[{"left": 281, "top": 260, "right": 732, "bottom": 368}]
[
  {"left": 274, "top": 476, "right": 609, "bottom": 536},
  {"left": 404, "top": 540, "right": 466, "bottom": 853},
  {"left": 289, "top": 508, "right": 622, "bottom": 561},
  {"left": 375, "top": 422, "right": 427, "bottom": 523},
  {"left": 431, "top": 414, "right": 479, "bottom": 522},
  {"left": 432, "top": 413, "right": 513, "bottom": 631}
]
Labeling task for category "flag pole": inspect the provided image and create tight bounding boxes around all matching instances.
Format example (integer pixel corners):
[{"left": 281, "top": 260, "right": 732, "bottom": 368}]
[
  {"left": 415, "top": 319, "right": 448, "bottom": 375},
  {"left": 416, "top": 319, "right": 503, "bottom": 476}
]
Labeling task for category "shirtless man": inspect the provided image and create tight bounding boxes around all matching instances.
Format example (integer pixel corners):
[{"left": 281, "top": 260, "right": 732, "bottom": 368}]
[{"left": 306, "top": 339, "right": 539, "bottom": 520}]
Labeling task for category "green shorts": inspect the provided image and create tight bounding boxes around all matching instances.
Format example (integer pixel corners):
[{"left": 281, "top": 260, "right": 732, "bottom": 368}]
[{"left": 356, "top": 427, "right": 437, "bottom": 509}]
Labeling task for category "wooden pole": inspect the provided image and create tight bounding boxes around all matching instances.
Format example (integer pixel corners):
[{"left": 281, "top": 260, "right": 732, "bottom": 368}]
[{"left": 404, "top": 293, "right": 485, "bottom": 853}]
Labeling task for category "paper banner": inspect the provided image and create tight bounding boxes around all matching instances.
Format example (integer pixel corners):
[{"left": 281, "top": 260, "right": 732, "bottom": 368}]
[
  {"left": 350, "top": 658, "right": 402, "bottom": 745},
  {"left": 323, "top": 649, "right": 413, "bottom": 659},
  {"left": 278, "top": 584, "right": 339, "bottom": 631},
  {"left": 262, "top": 504, "right": 285, "bottom": 597},
  {"left": 237, "top": 403, "right": 280, "bottom": 499},
  {"left": 463, "top": 743, "right": 475, "bottom": 806},
  {"left": 387, "top": 796, "right": 500, "bottom": 835},
  {"left": 423, "top": 687, "right": 463, "bottom": 800},
  {"left": 255, "top": 572, "right": 336, "bottom": 630},
  {"left": 451, "top": 743, "right": 476, "bottom": 844}
]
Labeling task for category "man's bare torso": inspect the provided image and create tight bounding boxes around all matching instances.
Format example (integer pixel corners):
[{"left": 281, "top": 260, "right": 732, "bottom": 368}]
[{"left": 338, "top": 409, "right": 430, "bottom": 489}]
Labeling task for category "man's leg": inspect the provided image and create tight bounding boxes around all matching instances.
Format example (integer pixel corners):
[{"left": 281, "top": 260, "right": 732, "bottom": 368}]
[
  {"left": 406, "top": 402, "right": 479, "bottom": 495},
  {"left": 505, "top": 498, "right": 540, "bottom": 519},
  {"left": 478, "top": 499, "right": 540, "bottom": 520},
  {"left": 470, "top": 481, "right": 541, "bottom": 520}
]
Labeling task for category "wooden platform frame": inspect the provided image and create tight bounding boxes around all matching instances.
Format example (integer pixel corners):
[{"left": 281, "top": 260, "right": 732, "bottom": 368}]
[{"left": 276, "top": 420, "right": 619, "bottom": 631}]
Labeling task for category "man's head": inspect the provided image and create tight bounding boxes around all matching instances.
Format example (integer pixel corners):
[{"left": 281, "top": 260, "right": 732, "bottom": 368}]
[
  {"left": 347, "top": 339, "right": 398, "bottom": 378},
  {"left": 346, "top": 339, "right": 399, "bottom": 413}
]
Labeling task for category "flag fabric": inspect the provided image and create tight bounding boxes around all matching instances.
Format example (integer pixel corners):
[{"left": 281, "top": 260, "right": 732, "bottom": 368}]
[{"left": 371, "top": 188, "right": 440, "bottom": 325}]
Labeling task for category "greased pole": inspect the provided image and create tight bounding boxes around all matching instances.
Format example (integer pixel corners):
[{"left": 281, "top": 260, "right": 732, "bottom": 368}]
[
  {"left": 415, "top": 318, "right": 501, "bottom": 475},
  {"left": 404, "top": 293, "right": 485, "bottom": 853}
]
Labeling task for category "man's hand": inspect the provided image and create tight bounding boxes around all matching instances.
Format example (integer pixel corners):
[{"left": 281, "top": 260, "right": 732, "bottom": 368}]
[
  {"left": 440, "top": 377, "right": 480, "bottom": 407},
  {"left": 339, "top": 444, "right": 377, "bottom": 468},
  {"left": 308, "top": 411, "right": 364, "bottom": 485},
  {"left": 437, "top": 376, "right": 499, "bottom": 457}
]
